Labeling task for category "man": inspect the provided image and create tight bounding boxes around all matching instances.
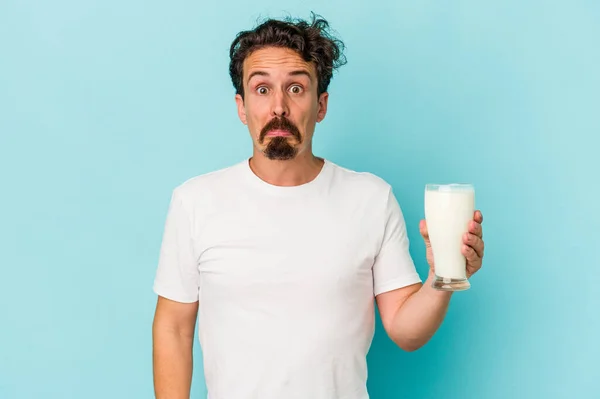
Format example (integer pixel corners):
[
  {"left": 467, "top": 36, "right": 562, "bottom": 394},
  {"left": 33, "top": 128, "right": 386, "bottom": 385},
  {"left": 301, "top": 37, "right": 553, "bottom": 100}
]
[{"left": 152, "top": 14, "right": 485, "bottom": 399}]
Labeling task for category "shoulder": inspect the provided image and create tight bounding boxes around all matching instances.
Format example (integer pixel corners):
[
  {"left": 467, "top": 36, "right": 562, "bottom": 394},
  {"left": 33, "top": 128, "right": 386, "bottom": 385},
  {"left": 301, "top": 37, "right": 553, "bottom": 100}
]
[
  {"left": 326, "top": 161, "right": 404, "bottom": 229},
  {"left": 327, "top": 161, "right": 393, "bottom": 197},
  {"left": 170, "top": 160, "right": 247, "bottom": 205}
]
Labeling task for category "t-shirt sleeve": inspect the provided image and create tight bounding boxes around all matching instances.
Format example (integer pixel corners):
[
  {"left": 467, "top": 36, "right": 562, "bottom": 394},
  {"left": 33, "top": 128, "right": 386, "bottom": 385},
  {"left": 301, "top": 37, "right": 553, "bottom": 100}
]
[
  {"left": 153, "top": 188, "right": 200, "bottom": 303},
  {"left": 372, "top": 187, "right": 422, "bottom": 296}
]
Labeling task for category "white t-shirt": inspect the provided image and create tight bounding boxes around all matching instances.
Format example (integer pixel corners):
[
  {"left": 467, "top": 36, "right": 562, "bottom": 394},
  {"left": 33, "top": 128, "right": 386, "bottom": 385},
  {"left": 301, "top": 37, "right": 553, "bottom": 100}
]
[{"left": 153, "top": 158, "right": 421, "bottom": 399}]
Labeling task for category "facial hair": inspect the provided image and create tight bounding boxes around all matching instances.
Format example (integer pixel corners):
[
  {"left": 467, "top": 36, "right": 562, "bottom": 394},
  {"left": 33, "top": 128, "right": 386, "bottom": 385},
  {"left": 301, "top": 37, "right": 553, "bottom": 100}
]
[{"left": 258, "top": 117, "right": 302, "bottom": 161}]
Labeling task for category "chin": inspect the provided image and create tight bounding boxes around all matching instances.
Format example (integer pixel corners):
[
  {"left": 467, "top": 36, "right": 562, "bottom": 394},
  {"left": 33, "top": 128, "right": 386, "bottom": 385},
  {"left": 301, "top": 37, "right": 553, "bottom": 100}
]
[
  {"left": 265, "top": 153, "right": 297, "bottom": 161},
  {"left": 261, "top": 136, "right": 299, "bottom": 160}
]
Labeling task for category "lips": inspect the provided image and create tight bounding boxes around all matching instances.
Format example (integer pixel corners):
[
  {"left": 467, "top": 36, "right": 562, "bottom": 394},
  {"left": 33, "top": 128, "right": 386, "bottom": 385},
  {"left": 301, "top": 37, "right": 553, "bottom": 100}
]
[
  {"left": 259, "top": 117, "right": 301, "bottom": 143},
  {"left": 266, "top": 130, "right": 293, "bottom": 137}
]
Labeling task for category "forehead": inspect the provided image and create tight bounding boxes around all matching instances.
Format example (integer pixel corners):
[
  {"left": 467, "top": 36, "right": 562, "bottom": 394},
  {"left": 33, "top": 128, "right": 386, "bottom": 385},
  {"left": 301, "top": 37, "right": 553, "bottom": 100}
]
[{"left": 243, "top": 47, "right": 316, "bottom": 80}]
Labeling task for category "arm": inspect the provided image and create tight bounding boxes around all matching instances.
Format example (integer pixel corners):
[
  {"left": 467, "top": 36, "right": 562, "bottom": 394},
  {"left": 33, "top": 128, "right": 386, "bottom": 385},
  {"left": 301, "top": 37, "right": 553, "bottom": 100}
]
[
  {"left": 152, "top": 296, "right": 199, "bottom": 399},
  {"left": 152, "top": 187, "right": 202, "bottom": 397},
  {"left": 371, "top": 187, "right": 450, "bottom": 352},
  {"left": 376, "top": 212, "right": 485, "bottom": 352},
  {"left": 376, "top": 271, "right": 452, "bottom": 352}
]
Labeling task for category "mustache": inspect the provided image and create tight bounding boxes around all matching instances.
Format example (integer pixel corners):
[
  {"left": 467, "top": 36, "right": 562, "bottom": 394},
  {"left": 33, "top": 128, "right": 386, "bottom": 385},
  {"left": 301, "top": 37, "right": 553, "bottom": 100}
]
[{"left": 259, "top": 117, "right": 301, "bottom": 142}]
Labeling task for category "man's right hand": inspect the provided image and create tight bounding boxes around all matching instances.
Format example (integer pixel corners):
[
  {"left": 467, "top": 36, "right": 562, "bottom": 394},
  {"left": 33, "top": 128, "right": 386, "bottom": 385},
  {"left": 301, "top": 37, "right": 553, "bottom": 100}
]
[{"left": 152, "top": 296, "right": 199, "bottom": 399}]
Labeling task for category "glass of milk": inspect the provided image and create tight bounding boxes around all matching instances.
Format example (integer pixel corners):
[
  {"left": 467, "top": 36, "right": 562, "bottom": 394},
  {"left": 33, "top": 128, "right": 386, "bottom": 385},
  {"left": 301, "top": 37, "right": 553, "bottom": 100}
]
[{"left": 424, "top": 183, "right": 475, "bottom": 291}]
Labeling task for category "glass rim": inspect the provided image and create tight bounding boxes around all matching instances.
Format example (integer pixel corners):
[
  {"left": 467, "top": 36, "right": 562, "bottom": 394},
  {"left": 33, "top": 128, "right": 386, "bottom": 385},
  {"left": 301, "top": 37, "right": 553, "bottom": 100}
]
[{"left": 425, "top": 183, "right": 474, "bottom": 191}]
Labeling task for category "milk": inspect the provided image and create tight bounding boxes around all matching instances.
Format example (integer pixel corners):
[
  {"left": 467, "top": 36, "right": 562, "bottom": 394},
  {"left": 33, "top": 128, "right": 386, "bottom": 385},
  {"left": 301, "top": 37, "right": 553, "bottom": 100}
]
[{"left": 424, "top": 184, "right": 474, "bottom": 288}]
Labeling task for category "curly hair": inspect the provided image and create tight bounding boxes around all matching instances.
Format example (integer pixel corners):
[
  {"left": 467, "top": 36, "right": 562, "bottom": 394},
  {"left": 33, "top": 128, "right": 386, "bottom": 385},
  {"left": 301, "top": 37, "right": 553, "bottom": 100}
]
[{"left": 229, "top": 13, "right": 347, "bottom": 99}]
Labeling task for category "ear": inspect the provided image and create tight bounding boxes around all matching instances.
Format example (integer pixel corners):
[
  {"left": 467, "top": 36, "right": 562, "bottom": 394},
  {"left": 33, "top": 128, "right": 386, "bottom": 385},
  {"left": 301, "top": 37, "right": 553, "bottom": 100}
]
[
  {"left": 316, "top": 92, "right": 329, "bottom": 123},
  {"left": 235, "top": 94, "right": 247, "bottom": 125}
]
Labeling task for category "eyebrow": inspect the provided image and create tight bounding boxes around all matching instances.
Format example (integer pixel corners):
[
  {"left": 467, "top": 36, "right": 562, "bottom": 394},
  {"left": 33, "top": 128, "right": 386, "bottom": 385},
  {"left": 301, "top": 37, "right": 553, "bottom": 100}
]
[{"left": 246, "top": 70, "right": 312, "bottom": 84}]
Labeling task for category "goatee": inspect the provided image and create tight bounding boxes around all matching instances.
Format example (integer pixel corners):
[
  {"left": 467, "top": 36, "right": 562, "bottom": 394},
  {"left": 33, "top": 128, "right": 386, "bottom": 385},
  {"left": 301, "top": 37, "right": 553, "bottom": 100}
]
[
  {"left": 259, "top": 116, "right": 302, "bottom": 160},
  {"left": 263, "top": 136, "right": 297, "bottom": 160}
]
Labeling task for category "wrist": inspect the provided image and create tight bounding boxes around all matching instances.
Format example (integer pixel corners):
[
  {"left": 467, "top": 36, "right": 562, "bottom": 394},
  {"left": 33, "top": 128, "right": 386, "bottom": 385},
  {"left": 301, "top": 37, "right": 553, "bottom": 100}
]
[{"left": 423, "top": 271, "right": 454, "bottom": 300}]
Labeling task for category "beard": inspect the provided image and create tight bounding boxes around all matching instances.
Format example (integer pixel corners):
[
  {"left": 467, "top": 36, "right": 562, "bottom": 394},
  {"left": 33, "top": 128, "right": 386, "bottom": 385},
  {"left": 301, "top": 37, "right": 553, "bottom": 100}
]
[
  {"left": 263, "top": 136, "right": 297, "bottom": 160},
  {"left": 258, "top": 117, "right": 302, "bottom": 161}
]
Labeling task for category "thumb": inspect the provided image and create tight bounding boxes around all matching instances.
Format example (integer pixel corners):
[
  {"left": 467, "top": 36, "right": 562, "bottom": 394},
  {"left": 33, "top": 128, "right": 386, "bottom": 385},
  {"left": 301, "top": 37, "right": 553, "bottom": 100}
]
[{"left": 419, "top": 219, "right": 430, "bottom": 243}]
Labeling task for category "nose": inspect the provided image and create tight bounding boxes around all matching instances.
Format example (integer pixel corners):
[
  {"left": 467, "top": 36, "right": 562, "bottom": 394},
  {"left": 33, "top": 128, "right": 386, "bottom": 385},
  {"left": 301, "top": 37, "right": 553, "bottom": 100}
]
[{"left": 271, "top": 90, "right": 289, "bottom": 118}]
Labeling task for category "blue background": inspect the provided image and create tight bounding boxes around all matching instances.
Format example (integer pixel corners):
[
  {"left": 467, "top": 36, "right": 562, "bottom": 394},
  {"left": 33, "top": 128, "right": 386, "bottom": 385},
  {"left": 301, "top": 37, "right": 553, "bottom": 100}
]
[{"left": 1, "top": 0, "right": 597, "bottom": 398}]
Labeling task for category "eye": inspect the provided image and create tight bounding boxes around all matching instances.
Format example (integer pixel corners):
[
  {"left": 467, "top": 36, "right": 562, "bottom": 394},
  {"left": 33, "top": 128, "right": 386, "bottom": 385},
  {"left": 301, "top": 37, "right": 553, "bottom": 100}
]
[
  {"left": 256, "top": 86, "right": 269, "bottom": 95},
  {"left": 289, "top": 85, "right": 303, "bottom": 94}
]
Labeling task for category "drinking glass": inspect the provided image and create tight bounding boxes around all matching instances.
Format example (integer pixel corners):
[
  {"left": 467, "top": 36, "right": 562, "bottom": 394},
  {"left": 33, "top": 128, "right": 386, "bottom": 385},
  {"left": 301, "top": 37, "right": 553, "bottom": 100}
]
[{"left": 424, "top": 183, "right": 475, "bottom": 291}]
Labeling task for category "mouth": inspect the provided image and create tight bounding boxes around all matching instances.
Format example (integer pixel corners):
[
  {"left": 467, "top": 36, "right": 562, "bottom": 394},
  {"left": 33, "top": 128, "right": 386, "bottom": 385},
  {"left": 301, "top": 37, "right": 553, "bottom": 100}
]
[{"left": 265, "top": 129, "right": 293, "bottom": 137}]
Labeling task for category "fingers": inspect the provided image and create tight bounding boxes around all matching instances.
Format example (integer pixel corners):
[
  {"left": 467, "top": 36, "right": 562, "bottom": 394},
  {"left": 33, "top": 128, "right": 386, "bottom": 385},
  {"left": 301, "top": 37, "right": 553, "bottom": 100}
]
[
  {"left": 462, "top": 244, "right": 482, "bottom": 267},
  {"left": 463, "top": 232, "right": 484, "bottom": 259},
  {"left": 469, "top": 220, "right": 483, "bottom": 238},
  {"left": 474, "top": 210, "right": 483, "bottom": 224}
]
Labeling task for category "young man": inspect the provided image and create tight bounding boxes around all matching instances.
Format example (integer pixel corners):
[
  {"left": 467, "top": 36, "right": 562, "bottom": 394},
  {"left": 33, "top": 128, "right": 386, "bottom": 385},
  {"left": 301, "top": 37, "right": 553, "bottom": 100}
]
[{"left": 152, "top": 14, "right": 485, "bottom": 399}]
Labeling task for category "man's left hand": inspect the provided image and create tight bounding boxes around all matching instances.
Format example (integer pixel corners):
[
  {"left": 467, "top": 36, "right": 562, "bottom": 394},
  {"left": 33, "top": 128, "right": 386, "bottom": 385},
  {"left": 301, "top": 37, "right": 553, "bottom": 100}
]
[
  {"left": 420, "top": 210, "right": 485, "bottom": 278},
  {"left": 463, "top": 210, "right": 485, "bottom": 278}
]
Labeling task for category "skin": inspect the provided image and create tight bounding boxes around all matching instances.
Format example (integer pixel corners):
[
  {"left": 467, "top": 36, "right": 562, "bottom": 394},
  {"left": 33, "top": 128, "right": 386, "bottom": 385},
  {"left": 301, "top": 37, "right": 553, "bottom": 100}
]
[
  {"left": 234, "top": 47, "right": 329, "bottom": 186},
  {"left": 153, "top": 298, "right": 197, "bottom": 399},
  {"left": 376, "top": 212, "right": 484, "bottom": 351},
  {"left": 152, "top": 45, "right": 486, "bottom": 398}
]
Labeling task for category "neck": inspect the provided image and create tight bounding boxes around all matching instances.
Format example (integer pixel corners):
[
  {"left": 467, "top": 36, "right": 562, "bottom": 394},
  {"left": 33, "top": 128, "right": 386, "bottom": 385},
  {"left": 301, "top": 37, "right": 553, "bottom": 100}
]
[{"left": 248, "top": 151, "right": 325, "bottom": 187}]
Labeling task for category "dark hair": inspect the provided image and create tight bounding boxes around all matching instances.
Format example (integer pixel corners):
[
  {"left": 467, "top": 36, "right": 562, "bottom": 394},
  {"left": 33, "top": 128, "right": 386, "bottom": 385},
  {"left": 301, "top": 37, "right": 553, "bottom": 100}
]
[{"left": 229, "top": 13, "right": 347, "bottom": 99}]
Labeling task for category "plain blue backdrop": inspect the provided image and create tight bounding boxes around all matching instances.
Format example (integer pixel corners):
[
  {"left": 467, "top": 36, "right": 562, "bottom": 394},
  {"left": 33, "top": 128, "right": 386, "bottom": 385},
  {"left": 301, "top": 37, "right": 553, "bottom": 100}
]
[{"left": 1, "top": 0, "right": 598, "bottom": 398}]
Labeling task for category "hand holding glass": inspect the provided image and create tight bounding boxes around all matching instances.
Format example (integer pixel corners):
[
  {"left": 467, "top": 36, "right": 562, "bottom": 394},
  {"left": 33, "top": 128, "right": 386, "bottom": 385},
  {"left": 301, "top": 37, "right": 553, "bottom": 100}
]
[{"left": 424, "top": 184, "right": 475, "bottom": 291}]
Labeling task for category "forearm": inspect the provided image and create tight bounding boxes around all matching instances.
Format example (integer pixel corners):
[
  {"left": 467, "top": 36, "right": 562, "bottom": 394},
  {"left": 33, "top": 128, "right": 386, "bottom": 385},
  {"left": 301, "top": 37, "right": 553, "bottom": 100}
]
[
  {"left": 153, "top": 327, "right": 194, "bottom": 399},
  {"left": 388, "top": 272, "right": 453, "bottom": 351}
]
